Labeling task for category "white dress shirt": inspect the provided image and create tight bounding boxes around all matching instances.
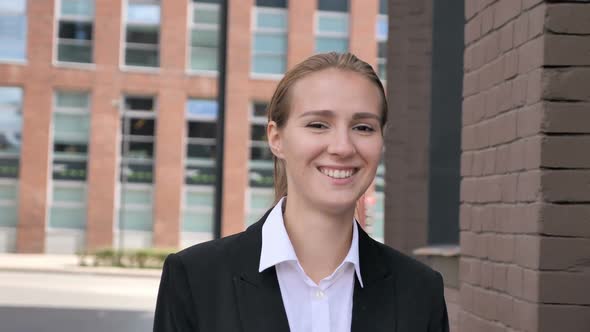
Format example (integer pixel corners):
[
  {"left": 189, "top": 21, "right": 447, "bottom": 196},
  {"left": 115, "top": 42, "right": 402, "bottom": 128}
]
[{"left": 259, "top": 197, "right": 364, "bottom": 332}]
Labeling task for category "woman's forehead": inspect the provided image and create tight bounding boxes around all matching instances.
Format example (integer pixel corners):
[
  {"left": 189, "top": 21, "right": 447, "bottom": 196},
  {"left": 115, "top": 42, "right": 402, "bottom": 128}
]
[{"left": 288, "top": 69, "right": 382, "bottom": 115}]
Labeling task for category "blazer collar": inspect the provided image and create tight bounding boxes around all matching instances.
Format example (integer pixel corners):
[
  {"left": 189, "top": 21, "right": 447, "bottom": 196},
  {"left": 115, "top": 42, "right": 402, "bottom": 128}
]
[
  {"left": 258, "top": 197, "right": 364, "bottom": 287},
  {"left": 351, "top": 225, "right": 397, "bottom": 332},
  {"left": 233, "top": 211, "right": 396, "bottom": 332},
  {"left": 232, "top": 210, "right": 290, "bottom": 332}
]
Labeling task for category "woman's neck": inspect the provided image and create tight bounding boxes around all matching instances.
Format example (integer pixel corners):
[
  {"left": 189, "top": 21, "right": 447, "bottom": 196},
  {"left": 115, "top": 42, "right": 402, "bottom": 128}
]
[{"left": 282, "top": 195, "right": 356, "bottom": 284}]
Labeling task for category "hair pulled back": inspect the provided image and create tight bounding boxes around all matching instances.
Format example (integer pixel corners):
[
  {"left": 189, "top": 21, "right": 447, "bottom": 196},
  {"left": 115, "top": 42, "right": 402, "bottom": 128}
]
[{"left": 267, "top": 52, "right": 388, "bottom": 203}]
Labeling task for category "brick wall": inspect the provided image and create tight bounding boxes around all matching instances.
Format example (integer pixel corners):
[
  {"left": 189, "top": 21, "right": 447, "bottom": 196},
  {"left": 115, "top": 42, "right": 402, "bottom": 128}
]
[{"left": 459, "top": 1, "right": 590, "bottom": 331}]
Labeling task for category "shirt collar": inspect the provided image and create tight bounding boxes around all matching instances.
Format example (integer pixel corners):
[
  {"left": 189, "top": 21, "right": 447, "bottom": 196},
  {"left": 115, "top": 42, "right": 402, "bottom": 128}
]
[{"left": 259, "top": 197, "right": 364, "bottom": 288}]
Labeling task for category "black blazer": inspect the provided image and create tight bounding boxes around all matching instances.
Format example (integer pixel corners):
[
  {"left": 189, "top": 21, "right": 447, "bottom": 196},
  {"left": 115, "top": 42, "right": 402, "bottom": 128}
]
[{"left": 153, "top": 210, "right": 449, "bottom": 332}]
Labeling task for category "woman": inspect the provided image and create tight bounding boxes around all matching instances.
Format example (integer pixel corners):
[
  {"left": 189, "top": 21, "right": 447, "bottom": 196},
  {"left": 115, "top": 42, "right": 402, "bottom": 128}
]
[{"left": 153, "top": 52, "right": 449, "bottom": 332}]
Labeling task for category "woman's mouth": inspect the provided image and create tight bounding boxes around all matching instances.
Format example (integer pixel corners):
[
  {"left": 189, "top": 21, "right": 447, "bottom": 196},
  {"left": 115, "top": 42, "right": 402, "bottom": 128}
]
[{"left": 318, "top": 167, "right": 358, "bottom": 179}]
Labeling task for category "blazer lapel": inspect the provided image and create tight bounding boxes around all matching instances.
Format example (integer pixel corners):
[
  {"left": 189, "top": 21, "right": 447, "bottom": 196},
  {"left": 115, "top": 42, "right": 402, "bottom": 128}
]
[
  {"left": 232, "top": 215, "right": 290, "bottom": 332},
  {"left": 351, "top": 226, "right": 397, "bottom": 332}
]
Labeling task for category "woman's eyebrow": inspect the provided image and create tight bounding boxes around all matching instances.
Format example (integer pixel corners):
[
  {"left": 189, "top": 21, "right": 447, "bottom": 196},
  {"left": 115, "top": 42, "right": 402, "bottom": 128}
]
[
  {"left": 298, "top": 110, "right": 334, "bottom": 118},
  {"left": 352, "top": 112, "right": 381, "bottom": 121},
  {"left": 299, "top": 110, "right": 381, "bottom": 121}
]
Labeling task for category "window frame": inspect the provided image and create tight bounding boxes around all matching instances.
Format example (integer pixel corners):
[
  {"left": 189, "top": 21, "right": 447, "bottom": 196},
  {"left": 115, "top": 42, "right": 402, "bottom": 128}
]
[
  {"left": 314, "top": 10, "right": 349, "bottom": 53},
  {"left": 185, "top": 98, "right": 217, "bottom": 167},
  {"left": 250, "top": 6, "right": 288, "bottom": 79},
  {"left": 116, "top": 182, "right": 154, "bottom": 231},
  {"left": 53, "top": 0, "right": 95, "bottom": 68},
  {"left": 181, "top": 185, "right": 214, "bottom": 233},
  {"left": 0, "top": 178, "right": 19, "bottom": 227},
  {"left": 117, "top": 95, "right": 157, "bottom": 232},
  {"left": 121, "top": 0, "right": 161, "bottom": 71},
  {"left": 376, "top": 13, "right": 388, "bottom": 81},
  {"left": 187, "top": 1, "right": 220, "bottom": 76},
  {"left": 245, "top": 186, "right": 274, "bottom": 226},
  {"left": 248, "top": 102, "right": 272, "bottom": 169},
  {"left": 183, "top": 98, "right": 217, "bottom": 235},
  {"left": 120, "top": 95, "right": 158, "bottom": 166},
  {"left": 0, "top": 0, "right": 28, "bottom": 63},
  {"left": 0, "top": 90, "right": 23, "bottom": 160},
  {"left": 49, "top": 90, "right": 91, "bottom": 230}
]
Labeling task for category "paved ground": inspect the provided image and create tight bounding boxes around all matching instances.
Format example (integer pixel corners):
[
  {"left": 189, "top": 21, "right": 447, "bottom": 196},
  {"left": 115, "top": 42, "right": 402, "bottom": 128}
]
[
  {"left": 0, "top": 307, "right": 154, "bottom": 332},
  {"left": 0, "top": 254, "right": 162, "bottom": 332},
  {"left": 0, "top": 271, "right": 159, "bottom": 310}
]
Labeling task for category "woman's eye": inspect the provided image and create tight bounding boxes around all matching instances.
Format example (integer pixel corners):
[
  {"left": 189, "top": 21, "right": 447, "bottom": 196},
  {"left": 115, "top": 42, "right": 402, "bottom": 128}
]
[
  {"left": 353, "top": 125, "right": 375, "bottom": 132},
  {"left": 306, "top": 122, "right": 328, "bottom": 129}
]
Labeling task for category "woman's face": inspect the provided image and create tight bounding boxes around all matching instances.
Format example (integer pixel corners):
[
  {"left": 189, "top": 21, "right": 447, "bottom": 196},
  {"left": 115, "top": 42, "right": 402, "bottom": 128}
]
[{"left": 268, "top": 68, "right": 384, "bottom": 214}]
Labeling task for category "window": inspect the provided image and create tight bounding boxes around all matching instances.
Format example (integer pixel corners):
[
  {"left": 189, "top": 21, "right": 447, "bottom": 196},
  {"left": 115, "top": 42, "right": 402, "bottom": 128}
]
[
  {"left": 189, "top": 0, "right": 220, "bottom": 72},
  {"left": 0, "top": 87, "right": 23, "bottom": 227},
  {"left": 0, "top": 0, "right": 27, "bottom": 61},
  {"left": 56, "top": 0, "right": 94, "bottom": 64},
  {"left": 365, "top": 164, "right": 385, "bottom": 242},
  {"left": 376, "top": 0, "right": 388, "bottom": 80},
  {"left": 183, "top": 99, "right": 217, "bottom": 238},
  {"left": 119, "top": 96, "right": 156, "bottom": 231},
  {"left": 252, "top": 0, "right": 287, "bottom": 75},
  {"left": 124, "top": 0, "right": 160, "bottom": 68},
  {"left": 49, "top": 91, "right": 90, "bottom": 229},
  {"left": 247, "top": 102, "right": 274, "bottom": 225},
  {"left": 315, "top": 0, "right": 348, "bottom": 53}
]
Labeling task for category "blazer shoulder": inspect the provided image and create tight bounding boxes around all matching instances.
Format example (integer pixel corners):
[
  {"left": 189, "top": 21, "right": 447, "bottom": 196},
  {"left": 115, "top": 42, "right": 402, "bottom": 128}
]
[
  {"left": 174, "top": 231, "right": 246, "bottom": 268},
  {"left": 171, "top": 219, "right": 265, "bottom": 275}
]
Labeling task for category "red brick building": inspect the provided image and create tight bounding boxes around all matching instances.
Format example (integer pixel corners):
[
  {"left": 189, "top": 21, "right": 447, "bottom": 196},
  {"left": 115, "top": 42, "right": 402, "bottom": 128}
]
[{"left": 0, "top": 0, "right": 388, "bottom": 253}]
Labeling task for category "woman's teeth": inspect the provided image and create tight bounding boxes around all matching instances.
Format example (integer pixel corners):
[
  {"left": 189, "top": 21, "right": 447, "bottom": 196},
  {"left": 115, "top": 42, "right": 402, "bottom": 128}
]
[{"left": 320, "top": 168, "right": 355, "bottom": 179}]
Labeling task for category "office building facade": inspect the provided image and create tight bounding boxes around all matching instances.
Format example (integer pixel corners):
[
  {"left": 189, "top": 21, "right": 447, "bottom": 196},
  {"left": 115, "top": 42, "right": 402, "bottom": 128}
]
[{"left": 0, "top": 0, "right": 387, "bottom": 253}]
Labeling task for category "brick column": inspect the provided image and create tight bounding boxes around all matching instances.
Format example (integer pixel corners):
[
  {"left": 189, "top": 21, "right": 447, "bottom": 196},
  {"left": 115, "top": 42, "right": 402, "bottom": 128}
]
[
  {"left": 221, "top": 0, "right": 253, "bottom": 236},
  {"left": 86, "top": 85, "right": 120, "bottom": 250},
  {"left": 151, "top": 0, "right": 189, "bottom": 248},
  {"left": 15, "top": 0, "right": 56, "bottom": 252},
  {"left": 287, "top": 0, "right": 315, "bottom": 68},
  {"left": 153, "top": 89, "right": 184, "bottom": 248},
  {"left": 458, "top": 1, "right": 590, "bottom": 331},
  {"left": 349, "top": 0, "right": 378, "bottom": 67},
  {"left": 384, "top": 0, "right": 433, "bottom": 255},
  {"left": 85, "top": 0, "right": 123, "bottom": 250}
]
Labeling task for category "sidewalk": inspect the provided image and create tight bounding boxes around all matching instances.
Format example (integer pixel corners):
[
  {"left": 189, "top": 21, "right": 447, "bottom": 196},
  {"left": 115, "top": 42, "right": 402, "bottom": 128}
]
[{"left": 0, "top": 254, "right": 162, "bottom": 279}]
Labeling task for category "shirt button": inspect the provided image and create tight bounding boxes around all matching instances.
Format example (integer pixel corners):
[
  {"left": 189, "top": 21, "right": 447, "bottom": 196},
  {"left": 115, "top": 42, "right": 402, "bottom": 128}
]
[{"left": 315, "top": 290, "right": 325, "bottom": 299}]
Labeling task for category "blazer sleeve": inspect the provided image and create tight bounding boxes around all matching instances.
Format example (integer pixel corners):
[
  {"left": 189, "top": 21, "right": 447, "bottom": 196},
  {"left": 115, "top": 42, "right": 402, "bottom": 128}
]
[
  {"left": 428, "top": 272, "right": 450, "bottom": 332},
  {"left": 153, "top": 253, "right": 198, "bottom": 332}
]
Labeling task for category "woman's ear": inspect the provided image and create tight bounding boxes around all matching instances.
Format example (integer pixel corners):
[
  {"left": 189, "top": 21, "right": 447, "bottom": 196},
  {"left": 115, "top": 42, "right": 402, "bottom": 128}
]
[{"left": 267, "top": 121, "right": 284, "bottom": 159}]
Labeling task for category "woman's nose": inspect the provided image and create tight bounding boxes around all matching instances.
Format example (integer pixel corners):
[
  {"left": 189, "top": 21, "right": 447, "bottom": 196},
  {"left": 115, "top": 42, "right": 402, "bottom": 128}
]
[{"left": 326, "top": 129, "right": 356, "bottom": 157}]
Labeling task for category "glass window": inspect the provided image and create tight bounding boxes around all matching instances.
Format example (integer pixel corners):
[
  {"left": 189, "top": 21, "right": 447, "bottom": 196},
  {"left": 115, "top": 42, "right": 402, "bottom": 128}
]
[
  {"left": 256, "top": 0, "right": 287, "bottom": 8},
  {"left": 56, "top": 0, "right": 94, "bottom": 64},
  {"left": 252, "top": 6, "right": 287, "bottom": 75},
  {"left": 247, "top": 102, "right": 274, "bottom": 225},
  {"left": 183, "top": 99, "right": 217, "bottom": 238},
  {"left": 185, "top": 99, "right": 217, "bottom": 168},
  {"left": 246, "top": 188, "right": 273, "bottom": 226},
  {"left": 0, "top": 86, "right": 23, "bottom": 227},
  {"left": 318, "top": 0, "right": 348, "bottom": 12},
  {"left": 120, "top": 95, "right": 156, "bottom": 181},
  {"left": 118, "top": 96, "right": 156, "bottom": 231},
  {"left": 189, "top": 1, "right": 220, "bottom": 72},
  {"left": 0, "top": 0, "right": 27, "bottom": 61},
  {"left": 379, "top": 0, "right": 387, "bottom": 15},
  {"left": 315, "top": 10, "right": 349, "bottom": 53},
  {"left": 124, "top": 0, "right": 160, "bottom": 68},
  {"left": 376, "top": 13, "right": 388, "bottom": 80},
  {"left": 49, "top": 91, "right": 90, "bottom": 230}
]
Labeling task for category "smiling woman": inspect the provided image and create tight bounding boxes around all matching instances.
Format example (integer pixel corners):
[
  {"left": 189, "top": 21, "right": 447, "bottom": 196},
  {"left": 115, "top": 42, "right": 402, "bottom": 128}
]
[{"left": 153, "top": 53, "right": 449, "bottom": 332}]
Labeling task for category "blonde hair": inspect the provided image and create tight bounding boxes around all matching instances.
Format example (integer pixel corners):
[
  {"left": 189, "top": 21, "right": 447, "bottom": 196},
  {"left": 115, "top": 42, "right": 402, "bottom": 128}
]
[{"left": 267, "top": 52, "right": 388, "bottom": 203}]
